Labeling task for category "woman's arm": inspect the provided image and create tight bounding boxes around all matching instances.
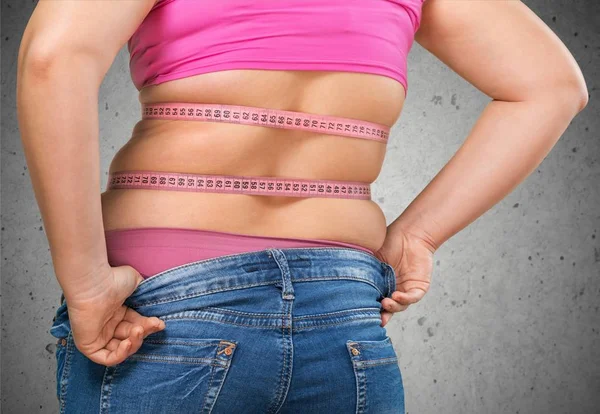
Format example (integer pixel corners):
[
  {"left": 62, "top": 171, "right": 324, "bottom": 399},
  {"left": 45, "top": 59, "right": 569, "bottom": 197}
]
[
  {"left": 17, "top": 0, "right": 156, "bottom": 300},
  {"left": 391, "top": 0, "right": 588, "bottom": 251}
]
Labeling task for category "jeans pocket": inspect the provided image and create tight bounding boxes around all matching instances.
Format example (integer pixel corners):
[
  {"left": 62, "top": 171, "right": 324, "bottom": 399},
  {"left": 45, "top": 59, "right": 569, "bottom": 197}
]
[
  {"left": 50, "top": 300, "right": 71, "bottom": 340},
  {"left": 54, "top": 335, "right": 68, "bottom": 402},
  {"left": 381, "top": 262, "right": 397, "bottom": 298},
  {"left": 100, "top": 336, "right": 238, "bottom": 413},
  {"left": 50, "top": 298, "right": 72, "bottom": 410},
  {"left": 53, "top": 332, "right": 75, "bottom": 413},
  {"left": 346, "top": 336, "right": 405, "bottom": 414}
]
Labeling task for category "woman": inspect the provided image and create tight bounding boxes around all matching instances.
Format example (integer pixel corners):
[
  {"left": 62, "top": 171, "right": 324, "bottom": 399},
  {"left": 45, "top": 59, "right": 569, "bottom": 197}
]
[{"left": 17, "top": 0, "right": 587, "bottom": 412}]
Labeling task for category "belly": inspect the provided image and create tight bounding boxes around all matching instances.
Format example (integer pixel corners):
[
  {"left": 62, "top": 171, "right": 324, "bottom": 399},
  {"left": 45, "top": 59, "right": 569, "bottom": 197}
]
[{"left": 101, "top": 69, "right": 406, "bottom": 253}]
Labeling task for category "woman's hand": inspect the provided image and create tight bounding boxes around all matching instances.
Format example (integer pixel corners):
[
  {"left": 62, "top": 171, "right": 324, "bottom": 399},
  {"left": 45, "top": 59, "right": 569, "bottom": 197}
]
[
  {"left": 374, "top": 225, "right": 436, "bottom": 327},
  {"left": 63, "top": 264, "right": 166, "bottom": 367}
]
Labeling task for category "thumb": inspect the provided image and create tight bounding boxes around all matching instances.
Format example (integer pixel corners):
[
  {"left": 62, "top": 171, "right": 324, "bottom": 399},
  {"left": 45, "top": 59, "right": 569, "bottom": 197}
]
[
  {"left": 392, "top": 288, "right": 426, "bottom": 305},
  {"left": 111, "top": 265, "right": 144, "bottom": 301}
]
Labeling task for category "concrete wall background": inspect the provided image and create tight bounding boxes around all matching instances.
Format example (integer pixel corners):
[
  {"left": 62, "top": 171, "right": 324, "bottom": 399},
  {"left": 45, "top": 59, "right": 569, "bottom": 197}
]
[{"left": 2, "top": 0, "right": 598, "bottom": 413}]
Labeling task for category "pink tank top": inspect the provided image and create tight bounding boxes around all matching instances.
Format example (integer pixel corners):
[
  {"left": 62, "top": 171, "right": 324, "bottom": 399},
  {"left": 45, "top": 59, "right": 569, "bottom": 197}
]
[{"left": 128, "top": 0, "right": 425, "bottom": 94}]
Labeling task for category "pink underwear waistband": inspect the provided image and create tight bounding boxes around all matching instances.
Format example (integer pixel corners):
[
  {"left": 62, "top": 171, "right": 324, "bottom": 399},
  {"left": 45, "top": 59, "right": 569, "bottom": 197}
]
[{"left": 105, "top": 227, "right": 375, "bottom": 279}]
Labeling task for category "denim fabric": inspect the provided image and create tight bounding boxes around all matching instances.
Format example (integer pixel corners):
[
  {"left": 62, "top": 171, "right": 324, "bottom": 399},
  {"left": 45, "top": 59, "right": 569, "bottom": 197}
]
[{"left": 49, "top": 247, "right": 404, "bottom": 413}]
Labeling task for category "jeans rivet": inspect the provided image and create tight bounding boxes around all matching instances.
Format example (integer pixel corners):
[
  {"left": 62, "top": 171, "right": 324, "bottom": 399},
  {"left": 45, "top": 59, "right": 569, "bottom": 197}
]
[{"left": 351, "top": 347, "right": 360, "bottom": 356}]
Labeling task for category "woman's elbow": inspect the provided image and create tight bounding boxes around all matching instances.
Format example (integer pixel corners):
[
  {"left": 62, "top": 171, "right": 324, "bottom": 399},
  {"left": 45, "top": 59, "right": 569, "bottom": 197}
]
[
  {"left": 573, "top": 84, "right": 589, "bottom": 114},
  {"left": 552, "top": 72, "right": 589, "bottom": 115}
]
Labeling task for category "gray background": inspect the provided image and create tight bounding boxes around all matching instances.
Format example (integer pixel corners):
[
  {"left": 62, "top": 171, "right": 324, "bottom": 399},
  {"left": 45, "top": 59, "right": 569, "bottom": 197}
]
[{"left": 2, "top": 0, "right": 599, "bottom": 413}]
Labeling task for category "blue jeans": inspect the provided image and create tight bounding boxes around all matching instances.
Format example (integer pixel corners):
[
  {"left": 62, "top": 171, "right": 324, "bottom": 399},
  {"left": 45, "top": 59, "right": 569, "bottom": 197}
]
[{"left": 49, "top": 247, "right": 404, "bottom": 413}]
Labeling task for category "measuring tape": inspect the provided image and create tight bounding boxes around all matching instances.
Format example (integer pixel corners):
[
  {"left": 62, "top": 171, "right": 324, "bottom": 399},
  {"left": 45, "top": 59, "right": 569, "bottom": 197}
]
[
  {"left": 107, "top": 170, "right": 371, "bottom": 200},
  {"left": 107, "top": 102, "right": 387, "bottom": 199},
  {"left": 141, "top": 102, "right": 390, "bottom": 143}
]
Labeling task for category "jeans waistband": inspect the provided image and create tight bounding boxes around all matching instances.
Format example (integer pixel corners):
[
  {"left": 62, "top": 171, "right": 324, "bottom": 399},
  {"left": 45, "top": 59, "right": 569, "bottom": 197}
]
[{"left": 122, "top": 246, "right": 396, "bottom": 309}]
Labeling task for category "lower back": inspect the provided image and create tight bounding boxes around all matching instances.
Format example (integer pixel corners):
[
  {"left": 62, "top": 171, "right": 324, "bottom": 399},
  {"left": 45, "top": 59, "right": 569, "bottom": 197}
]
[{"left": 101, "top": 69, "right": 406, "bottom": 253}]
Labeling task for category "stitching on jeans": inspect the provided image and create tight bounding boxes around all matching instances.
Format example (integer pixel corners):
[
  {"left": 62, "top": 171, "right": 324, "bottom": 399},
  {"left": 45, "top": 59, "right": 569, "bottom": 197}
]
[
  {"left": 134, "top": 246, "right": 379, "bottom": 290},
  {"left": 134, "top": 275, "right": 384, "bottom": 307},
  {"left": 347, "top": 345, "right": 368, "bottom": 414},
  {"left": 207, "top": 349, "right": 236, "bottom": 414},
  {"left": 276, "top": 302, "right": 293, "bottom": 414},
  {"left": 192, "top": 306, "right": 285, "bottom": 318},
  {"left": 387, "top": 263, "right": 396, "bottom": 297},
  {"left": 385, "top": 265, "right": 392, "bottom": 297},
  {"left": 265, "top": 310, "right": 286, "bottom": 414},
  {"left": 143, "top": 338, "right": 225, "bottom": 346},
  {"left": 348, "top": 337, "right": 392, "bottom": 349},
  {"left": 296, "top": 313, "right": 381, "bottom": 325},
  {"left": 126, "top": 354, "right": 218, "bottom": 365},
  {"left": 277, "top": 313, "right": 288, "bottom": 413},
  {"left": 267, "top": 249, "right": 291, "bottom": 414},
  {"left": 109, "top": 365, "right": 119, "bottom": 411},
  {"left": 58, "top": 331, "right": 74, "bottom": 414},
  {"left": 350, "top": 346, "right": 361, "bottom": 414},
  {"left": 294, "top": 307, "right": 380, "bottom": 320},
  {"left": 292, "top": 276, "right": 385, "bottom": 297},
  {"left": 99, "top": 365, "right": 117, "bottom": 414},
  {"left": 200, "top": 350, "right": 218, "bottom": 413},
  {"left": 134, "top": 280, "right": 278, "bottom": 307},
  {"left": 99, "top": 366, "right": 110, "bottom": 414},
  {"left": 160, "top": 315, "right": 276, "bottom": 328},
  {"left": 284, "top": 314, "right": 295, "bottom": 411},
  {"left": 153, "top": 306, "right": 378, "bottom": 323},
  {"left": 158, "top": 307, "right": 380, "bottom": 325},
  {"left": 354, "top": 357, "right": 399, "bottom": 367},
  {"left": 294, "top": 316, "right": 382, "bottom": 332},
  {"left": 214, "top": 342, "right": 238, "bottom": 411},
  {"left": 157, "top": 314, "right": 381, "bottom": 331},
  {"left": 161, "top": 306, "right": 281, "bottom": 320},
  {"left": 270, "top": 297, "right": 289, "bottom": 414},
  {"left": 160, "top": 312, "right": 381, "bottom": 327}
]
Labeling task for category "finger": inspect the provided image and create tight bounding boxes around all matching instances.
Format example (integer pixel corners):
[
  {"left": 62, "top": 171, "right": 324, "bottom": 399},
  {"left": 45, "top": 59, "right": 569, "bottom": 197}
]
[
  {"left": 381, "top": 297, "right": 409, "bottom": 313},
  {"left": 391, "top": 289, "right": 426, "bottom": 305},
  {"left": 380, "top": 310, "right": 394, "bottom": 327},
  {"left": 106, "top": 339, "right": 132, "bottom": 366},
  {"left": 113, "top": 321, "right": 136, "bottom": 340},
  {"left": 98, "top": 328, "right": 144, "bottom": 362},
  {"left": 105, "top": 337, "right": 121, "bottom": 352},
  {"left": 125, "top": 324, "right": 145, "bottom": 355},
  {"left": 105, "top": 326, "right": 142, "bottom": 353},
  {"left": 98, "top": 306, "right": 128, "bottom": 344},
  {"left": 88, "top": 338, "right": 132, "bottom": 367},
  {"left": 111, "top": 320, "right": 154, "bottom": 341},
  {"left": 123, "top": 308, "right": 166, "bottom": 336},
  {"left": 112, "top": 319, "right": 161, "bottom": 339}
]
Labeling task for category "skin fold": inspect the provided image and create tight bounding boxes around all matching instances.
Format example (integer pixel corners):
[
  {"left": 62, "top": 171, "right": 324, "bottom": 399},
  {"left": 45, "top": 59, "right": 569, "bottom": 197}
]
[{"left": 17, "top": 0, "right": 587, "bottom": 366}]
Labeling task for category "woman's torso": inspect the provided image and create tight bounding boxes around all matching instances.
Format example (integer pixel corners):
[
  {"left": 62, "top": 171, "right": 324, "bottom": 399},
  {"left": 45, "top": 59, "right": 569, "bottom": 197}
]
[{"left": 101, "top": 68, "right": 406, "bottom": 253}]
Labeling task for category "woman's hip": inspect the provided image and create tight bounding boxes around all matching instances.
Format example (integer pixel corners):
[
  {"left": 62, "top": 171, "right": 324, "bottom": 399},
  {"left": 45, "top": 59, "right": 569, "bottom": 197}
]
[
  {"left": 120, "top": 246, "right": 395, "bottom": 314},
  {"left": 50, "top": 247, "right": 403, "bottom": 413},
  {"left": 100, "top": 187, "right": 388, "bottom": 254}
]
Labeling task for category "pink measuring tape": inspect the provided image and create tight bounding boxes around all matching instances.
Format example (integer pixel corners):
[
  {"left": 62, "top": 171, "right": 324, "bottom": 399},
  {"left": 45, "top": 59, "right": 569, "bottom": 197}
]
[{"left": 106, "top": 102, "right": 391, "bottom": 200}]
